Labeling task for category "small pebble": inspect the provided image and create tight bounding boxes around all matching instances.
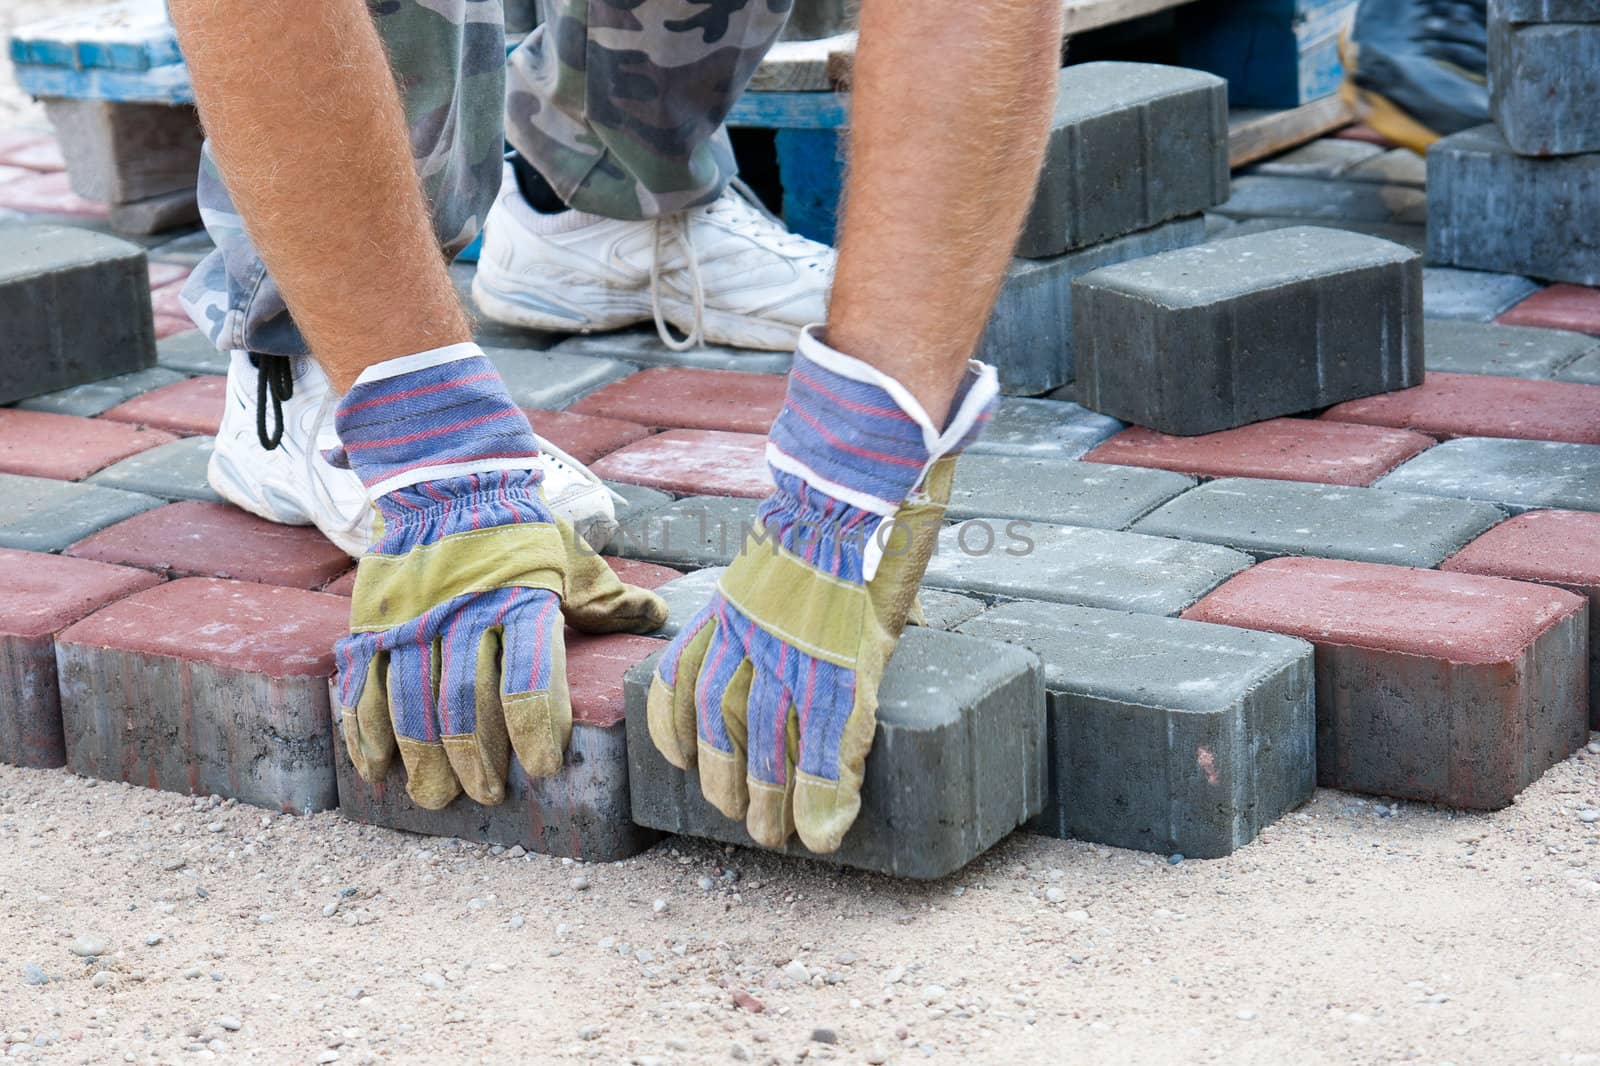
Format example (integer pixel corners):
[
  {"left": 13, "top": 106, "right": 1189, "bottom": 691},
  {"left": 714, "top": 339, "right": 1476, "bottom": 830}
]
[
  {"left": 784, "top": 960, "right": 810, "bottom": 983},
  {"left": 866, "top": 1049, "right": 889, "bottom": 1065},
  {"left": 810, "top": 1029, "right": 838, "bottom": 1045},
  {"left": 206, "top": 822, "right": 223, "bottom": 834},
  {"left": 578, "top": 1026, "right": 601, "bottom": 1041},
  {"left": 732, "top": 991, "right": 765, "bottom": 1014},
  {"left": 507, "top": 845, "right": 526, "bottom": 859},
  {"left": 730, "top": 1044, "right": 751, "bottom": 1062},
  {"left": 508, "top": 915, "right": 525, "bottom": 930},
  {"left": 21, "top": 963, "right": 48, "bottom": 986},
  {"left": 1237, "top": 1009, "right": 1256, "bottom": 1021},
  {"left": 1167, "top": 853, "right": 1184, "bottom": 865},
  {"left": 1588, "top": 741, "right": 1600, "bottom": 755},
  {"left": 1044, "top": 887, "right": 1066, "bottom": 904},
  {"left": 570, "top": 876, "right": 590, "bottom": 892},
  {"left": 216, "top": 1017, "right": 242, "bottom": 1032},
  {"left": 698, "top": 876, "right": 715, "bottom": 891},
  {"left": 143, "top": 934, "right": 163, "bottom": 947},
  {"left": 315, "top": 1052, "right": 339, "bottom": 1064},
  {"left": 69, "top": 937, "right": 108, "bottom": 958},
  {"left": 652, "top": 898, "right": 669, "bottom": 914},
  {"left": 1579, "top": 810, "right": 1600, "bottom": 825},
  {"left": 91, "top": 972, "right": 113, "bottom": 988},
  {"left": 417, "top": 972, "right": 448, "bottom": 991}
]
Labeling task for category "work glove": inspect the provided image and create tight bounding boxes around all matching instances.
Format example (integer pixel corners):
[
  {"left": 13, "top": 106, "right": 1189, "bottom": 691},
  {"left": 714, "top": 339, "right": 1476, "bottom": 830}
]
[
  {"left": 647, "top": 327, "right": 998, "bottom": 852},
  {"left": 332, "top": 343, "right": 667, "bottom": 809}
]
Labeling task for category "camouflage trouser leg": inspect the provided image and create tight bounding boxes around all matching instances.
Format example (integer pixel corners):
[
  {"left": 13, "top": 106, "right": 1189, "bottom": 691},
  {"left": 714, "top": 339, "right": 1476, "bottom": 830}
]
[
  {"left": 506, "top": 0, "right": 792, "bottom": 220},
  {"left": 181, "top": 0, "right": 508, "bottom": 357},
  {"left": 180, "top": 0, "right": 789, "bottom": 355}
]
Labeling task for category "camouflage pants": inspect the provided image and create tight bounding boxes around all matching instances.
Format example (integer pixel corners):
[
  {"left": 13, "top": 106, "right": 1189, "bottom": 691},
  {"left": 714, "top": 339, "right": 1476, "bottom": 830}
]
[{"left": 182, "top": 0, "right": 792, "bottom": 356}]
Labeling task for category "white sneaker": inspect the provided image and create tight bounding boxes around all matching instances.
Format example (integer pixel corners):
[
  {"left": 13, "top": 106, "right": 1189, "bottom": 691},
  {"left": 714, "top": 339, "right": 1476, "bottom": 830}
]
[
  {"left": 207, "top": 351, "right": 620, "bottom": 558},
  {"left": 472, "top": 165, "right": 834, "bottom": 352}
]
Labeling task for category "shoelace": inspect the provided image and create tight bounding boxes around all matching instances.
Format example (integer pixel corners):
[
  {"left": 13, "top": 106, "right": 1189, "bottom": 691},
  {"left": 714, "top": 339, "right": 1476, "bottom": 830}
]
[
  {"left": 650, "top": 213, "right": 706, "bottom": 352},
  {"left": 251, "top": 352, "right": 295, "bottom": 451}
]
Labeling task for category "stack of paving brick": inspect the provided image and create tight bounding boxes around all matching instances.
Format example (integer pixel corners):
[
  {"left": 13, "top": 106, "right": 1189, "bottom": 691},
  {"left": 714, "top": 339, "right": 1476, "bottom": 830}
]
[
  {"left": 979, "top": 61, "right": 1231, "bottom": 395},
  {"left": 1429, "top": 0, "right": 1600, "bottom": 292}
]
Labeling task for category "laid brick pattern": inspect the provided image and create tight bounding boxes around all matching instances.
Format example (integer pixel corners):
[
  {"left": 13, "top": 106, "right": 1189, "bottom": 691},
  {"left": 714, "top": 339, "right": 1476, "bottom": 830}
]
[
  {"left": 333, "top": 632, "right": 665, "bottom": 860},
  {"left": 0, "top": 549, "right": 161, "bottom": 768},
  {"left": 947, "top": 456, "right": 1193, "bottom": 527},
  {"left": 1422, "top": 267, "right": 1542, "bottom": 322},
  {"left": 1084, "top": 419, "right": 1436, "bottom": 487},
  {"left": 0, "top": 409, "right": 177, "bottom": 480},
  {"left": 959, "top": 601, "right": 1315, "bottom": 858},
  {"left": 86, "top": 435, "right": 222, "bottom": 503},
  {"left": 1442, "top": 509, "right": 1600, "bottom": 729},
  {"left": 100, "top": 375, "right": 226, "bottom": 436},
  {"left": 965, "top": 398, "right": 1125, "bottom": 459},
  {"left": 1424, "top": 319, "right": 1600, "bottom": 379},
  {"left": 1498, "top": 283, "right": 1600, "bottom": 335},
  {"left": 568, "top": 367, "right": 787, "bottom": 433},
  {"left": 65, "top": 501, "right": 351, "bottom": 589},
  {"left": 528, "top": 408, "right": 652, "bottom": 465},
  {"left": 0, "top": 170, "right": 107, "bottom": 218},
  {"left": 1321, "top": 371, "right": 1600, "bottom": 445},
  {"left": 1184, "top": 558, "right": 1589, "bottom": 809},
  {"left": 1376, "top": 437, "right": 1600, "bottom": 514},
  {"left": 155, "top": 330, "right": 229, "bottom": 376},
  {"left": 625, "top": 627, "right": 1047, "bottom": 879},
  {"left": 606, "top": 496, "right": 760, "bottom": 570},
  {"left": 591, "top": 429, "right": 774, "bottom": 499},
  {"left": 17, "top": 367, "right": 188, "bottom": 419},
  {"left": 56, "top": 578, "right": 350, "bottom": 812}
]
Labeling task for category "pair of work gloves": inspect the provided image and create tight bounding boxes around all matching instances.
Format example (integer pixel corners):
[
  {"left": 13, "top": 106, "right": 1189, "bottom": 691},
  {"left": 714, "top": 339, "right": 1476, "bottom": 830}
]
[{"left": 334, "top": 330, "right": 997, "bottom": 852}]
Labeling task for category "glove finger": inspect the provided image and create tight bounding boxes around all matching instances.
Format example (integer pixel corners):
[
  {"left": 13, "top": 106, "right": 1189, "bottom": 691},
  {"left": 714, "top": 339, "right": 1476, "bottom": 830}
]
[
  {"left": 435, "top": 600, "right": 512, "bottom": 806},
  {"left": 693, "top": 606, "right": 754, "bottom": 820},
  {"left": 743, "top": 660, "right": 800, "bottom": 849},
  {"left": 647, "top": 603, "right": 718, "bottom": 770},
  {"left": 792, "top": 657, "right": 872, "bottom": 855},
  {"left": 386, "top": 639, "right": 461, "bottom": 810},
  {"left": 554, "top": 513, "right": 668, "bottom": 635},
  {"left": 499, "top": 591, "right": 571, "bottom": 778},
  {"left": 337, "top": 640, "right": 396, "bottom": 784}
]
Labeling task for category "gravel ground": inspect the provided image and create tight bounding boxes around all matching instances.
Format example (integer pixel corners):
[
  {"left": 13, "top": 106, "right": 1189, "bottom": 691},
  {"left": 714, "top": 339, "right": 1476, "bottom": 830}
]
[{"left": 1, "top": 737, "right": 1597, "bottom": 1065}]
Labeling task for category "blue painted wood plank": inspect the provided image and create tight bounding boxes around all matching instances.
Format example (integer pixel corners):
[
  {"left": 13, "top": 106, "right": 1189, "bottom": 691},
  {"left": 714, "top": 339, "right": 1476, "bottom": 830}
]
[
  {"left": 8, "top": 1, "right": 184, "bottom": 73},
  {"left": 728, "top": 92, "right": 848, "bottom": 130},
  {"left": 12, "top": 61, "right": 195, "bottom": 105}
]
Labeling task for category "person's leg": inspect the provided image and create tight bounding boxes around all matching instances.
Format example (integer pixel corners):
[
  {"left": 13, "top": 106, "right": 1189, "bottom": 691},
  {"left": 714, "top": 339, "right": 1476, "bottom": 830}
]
[
  {"left": 648, "top": 0, "right": 1063, "bottom": 851},
  {"left": 176, "top": 0, "right": 616, "bottom": 554},
  {"left": 472, "top": 0, "right": 834, "bottom": 351}
]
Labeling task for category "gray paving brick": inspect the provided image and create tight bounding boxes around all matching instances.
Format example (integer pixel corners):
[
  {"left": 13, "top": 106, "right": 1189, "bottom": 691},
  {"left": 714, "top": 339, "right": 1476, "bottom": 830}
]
[
  {"left": 329, "top": 634, "right": 664, "bottom": 861},
  {"left": 1346, "top": 148, "right": 1429, "bottom": 187},
  {"left": 1422, "top": 267, "right": 1543, "bottom": 321},
  {"left": 923, "top": 522, "right": 1252, "bottom": 615},
  {"left": 54, "top": 578, "right": 346, "bottom": 813},
  {"left": 146, "top": 228, "right": 214, "bottom": 267},
  {"left": 1131, "top": 478, "right": 1506, "bottom": 566},
  {"left": 958, "top": 601, "right": 1314, "bottom": 858},
  {"left": 1213, "top": 175, "right": 1428, "bottom": 226},
  {"left": 981, "top": 215, "right": 1207, "bottom": 395},
  {"left": 648, "top": 566, "right": 984, "bottom": 639},
  {"left": 0, "top": 474, "right": 162, "bottom": 552},
  {"left": 86, "top": 435, "right": 221, "bottom": 503},
  {"left": 1376, "top": 437, "right": 1600, "bottom": 514},
  {"left": 605, "top": 481, "right": 673, "bottom": 522},
  {"left": 548, "top": 329, "right": 794, "bottom": 375},
  {"left": 42, "top": 99, "right": 203, "bottom": 204},
  {"left": 966, "top": 398, "right": 1125, "bottom": 459},
  {"left": 1250, "top": 139, "right": 1385, "bottom": 179},
  {"left": 155, "top": 329, "right": 228, "bottom": 375},
  {"left": 1556, "top": 351, "right": 1600, "bottom": 384},
  {"left": 1429, "top": 124, "right": 1600, "bottom": 286},
  {"left": 1019, "top": 62, "right": 1228, "bottom": 258},
  {"left": 948, "top": 455, "right": 1192, "bottom": 527},
  {"left": 624, "top": 626, "right": 1047, "bottom": 879},
  {"left": 1497, "top": 0, "right": 1600, "bottom": 19},
  {"left": 1075, "top": 226, "right": 1423, "bottom": 435},
  {"left": 1426, "top": 319, "right": 1600, "bottom": 378},
  {"left": 605, "top": 495, "right": 760, "bottom": 570},
  {"left": 16, "top": 367, "right": 187, "bottom": 417},
  {"left": 482, "top": 346, "right": 633, "bottom": 410},
  {"left": 0, "top": 225, "right": 156, "bottom": 405},
  {"left": 108, "top": 187, "right": 200, "bottom": 237},
  {"left": 1490, "top": 16, "right": 1600, "bottom": 156}
]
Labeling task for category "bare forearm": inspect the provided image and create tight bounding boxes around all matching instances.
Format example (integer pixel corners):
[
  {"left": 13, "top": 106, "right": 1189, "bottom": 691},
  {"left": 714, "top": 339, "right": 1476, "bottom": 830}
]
[
  {"left": 828, "top": 0, "right": 1062, "bottom": 424},
  {"left": 169, "top": 0, "right": 470, "bottom": 390}
]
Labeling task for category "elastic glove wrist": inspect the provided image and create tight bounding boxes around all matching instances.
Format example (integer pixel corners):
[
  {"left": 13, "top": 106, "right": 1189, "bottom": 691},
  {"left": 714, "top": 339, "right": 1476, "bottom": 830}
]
[{"left": 334, "top": 341, "right": 541, "bottom": 499}]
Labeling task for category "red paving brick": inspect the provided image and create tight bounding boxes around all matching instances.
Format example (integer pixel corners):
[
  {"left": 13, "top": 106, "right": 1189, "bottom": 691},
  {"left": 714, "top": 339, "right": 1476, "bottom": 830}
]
[
  {"left": 590, "top": 429, "right": 774, "bottom": 498},
  {"left": 0, "top": 409, "right": 178, "bottom": 480},
  {"left": 149, "top": 279, "right": 188, "bottom": 319},
  {"left": 1183, "top": 557, "right": 1589, "bottom": 809},
  {"left": 146, "top": 262, "right": 190, "bottom": 289},
  {"left": 605, "top": 557, "right": 683, "bottom": 590},
  {"left": 101, "top": 375, "right": 226, "bottom": 436},
  {"left": 568, "top": 367, "right": 786, "bottom": 433},
  {"left": 0, "top": 169, "right": 107, "bottom": 218},
  {"left": 1442, "top": 509, "right": 1600, "bottom": 728},
  {"left": 0, "top": 132, "right": 63, "bottom": 171},
  {"left": 565, "top": 632, "right": 665, "bottom": 727},
  {"left": 1083, "top": 419, "right": 1436, "bottom": 486},
  {"left": 65, "top": 501, "right": 352, "bottom": 590},
  {"left": 1497, "top": 284, "right": 1600, "bottom": 335},
  {"left": 0, "top": 548, "right": 163, "bottom": 768},
  {"left": 0, "top": 130, "right": 52, "bottom": 165},
  {"left": 153, "top": 313, "right": 195, "bottom": 339},
  {"left": 0, "top": 163, "right": 30, "bottom": 185},
  {"left": 1320, "top": 371, "right": 1600, "bottom": 445},
  {"left": 55, "top": 578, "right": 350, "bottom": 810},
  {"left": 529, "top": 408, "right": 653, "bottom": 464},
  {"left": 322, "top": 569, "right": 358, "bottom": 596}
]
